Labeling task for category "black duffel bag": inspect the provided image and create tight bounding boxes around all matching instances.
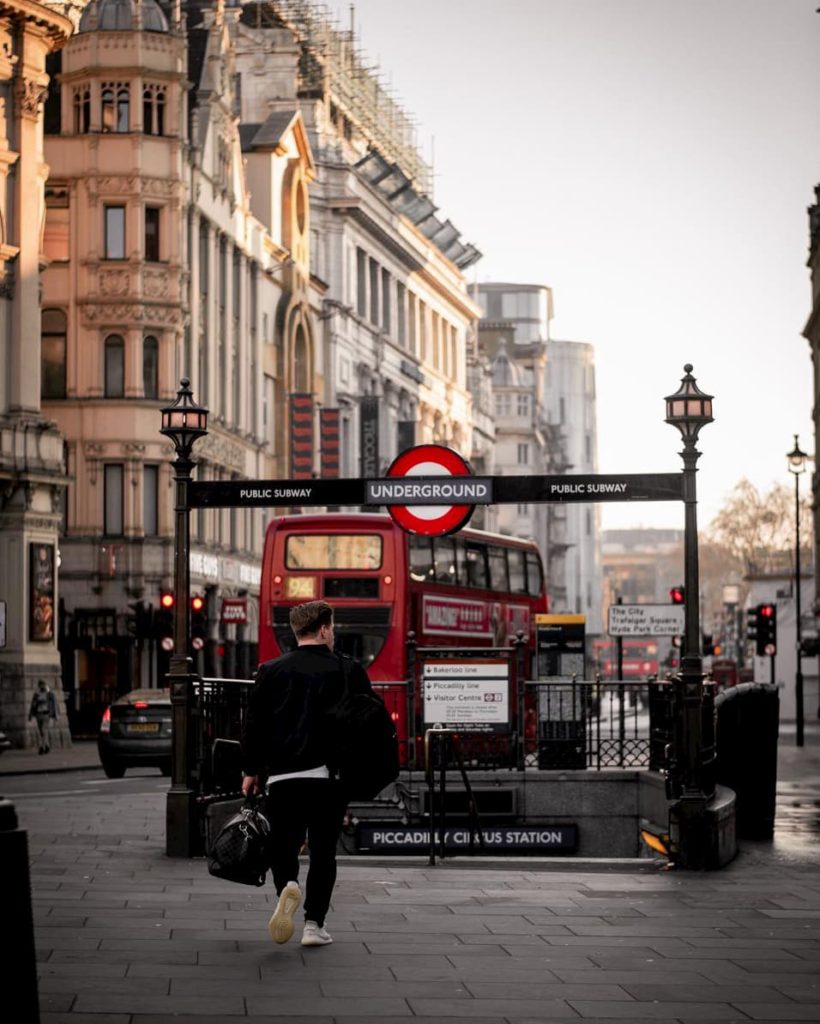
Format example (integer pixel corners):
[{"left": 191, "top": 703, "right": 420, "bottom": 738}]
[{"left": 207, "top": 798, "right": 271, "bottom": 886}]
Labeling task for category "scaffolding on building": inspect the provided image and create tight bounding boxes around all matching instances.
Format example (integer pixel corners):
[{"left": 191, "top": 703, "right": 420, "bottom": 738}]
[{"left": 247, "top": 0, "right": 433, "bottom": 195}]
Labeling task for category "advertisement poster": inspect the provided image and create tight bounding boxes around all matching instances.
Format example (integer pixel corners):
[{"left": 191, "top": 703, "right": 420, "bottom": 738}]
[{"left": 30, "top": 543, "right": 55, "bottom": 642}]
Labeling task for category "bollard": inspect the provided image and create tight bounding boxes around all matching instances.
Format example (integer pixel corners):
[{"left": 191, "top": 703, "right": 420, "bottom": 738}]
[{"left": 0, "top": 798, "right": 39, "bottom": 1021}]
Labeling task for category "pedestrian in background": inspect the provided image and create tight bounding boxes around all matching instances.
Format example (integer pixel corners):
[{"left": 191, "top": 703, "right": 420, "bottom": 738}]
[
  {"left": 241, "top": 600, "right": 372, "bottom": 947},
  {"left": 29, "top": 679, "right": 57, "bottom": 754}
]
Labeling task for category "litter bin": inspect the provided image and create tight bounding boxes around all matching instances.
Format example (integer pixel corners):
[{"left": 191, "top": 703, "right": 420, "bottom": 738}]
[
  {"left": 714, "top": 682, "right": 779, "bottom": 840},
  {"left": 537, "top": 683, "right": 587, "bottom": 769}
]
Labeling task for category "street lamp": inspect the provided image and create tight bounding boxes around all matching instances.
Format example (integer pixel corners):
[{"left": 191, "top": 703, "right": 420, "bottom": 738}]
[
  {"left": 787, "top": 434, "right": 807, "bottom": 748},
  {"left": 160, "top": 378, "right": 208, "bottom": 857},
  {"left": 665, "top": 364, "right": 714, "bottom": 868}
]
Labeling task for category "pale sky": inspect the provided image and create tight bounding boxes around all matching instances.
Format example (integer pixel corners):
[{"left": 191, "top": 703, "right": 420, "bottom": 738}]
[{"left": 327, "top": 0, "right": 820, "bottom": 533}]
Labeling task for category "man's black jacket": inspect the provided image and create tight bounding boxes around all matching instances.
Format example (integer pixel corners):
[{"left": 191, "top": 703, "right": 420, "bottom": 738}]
[{"left": 240, "top": 645, "right": 372, "bottom": 779}]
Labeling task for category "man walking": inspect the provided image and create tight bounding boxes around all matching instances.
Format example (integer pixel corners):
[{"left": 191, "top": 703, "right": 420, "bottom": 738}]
[
  {"left": 241, "top": 600, "right": 372, "bottom": 947},
  {"left": 29, "top": 679, "right": 57, "bottom": 754}
]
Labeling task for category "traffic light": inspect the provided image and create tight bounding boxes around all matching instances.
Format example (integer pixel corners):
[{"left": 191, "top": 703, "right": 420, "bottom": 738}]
[
  {"left": 191, "top": 594, "right": 207, "bottom": 651},
  {"left": 746, "top": 607, "right": 758, "bottom": 641},
  {"left": 669, "top": 585, "right": 685, "bottom": 605},
  {"left": 156, "top": 591, "right": 175, "bottom": 651},
  {"left": 755, "top": 603, "right": 777, "bottom": 657}
]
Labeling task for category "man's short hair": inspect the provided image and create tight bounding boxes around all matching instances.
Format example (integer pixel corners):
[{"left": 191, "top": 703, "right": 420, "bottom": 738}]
[{"left": 289, "top": 600, "right": 333, "bottom": 638}]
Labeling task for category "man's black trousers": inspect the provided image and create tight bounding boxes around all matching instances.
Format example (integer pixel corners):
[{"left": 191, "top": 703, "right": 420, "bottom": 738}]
[{"left": 264, "top": 778, "right": 347, "bottom": 927}]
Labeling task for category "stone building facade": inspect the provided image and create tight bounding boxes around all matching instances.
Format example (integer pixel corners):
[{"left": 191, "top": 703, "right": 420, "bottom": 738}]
[{"left": 0, "top": 0, "right": 74, "bottom": 747}]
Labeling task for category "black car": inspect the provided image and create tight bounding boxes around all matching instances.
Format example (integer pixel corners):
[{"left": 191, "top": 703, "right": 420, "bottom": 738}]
[{"left": 98, "top": 688, "right": 172, "bottom": 778}]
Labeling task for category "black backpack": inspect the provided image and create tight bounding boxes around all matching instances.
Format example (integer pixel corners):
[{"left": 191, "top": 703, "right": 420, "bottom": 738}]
[{"left": 331, "top": 659, "right": 400, "bottom": 801}]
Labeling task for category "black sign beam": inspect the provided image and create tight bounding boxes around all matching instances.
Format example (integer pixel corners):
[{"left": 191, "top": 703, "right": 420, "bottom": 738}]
[{"left": 188, "top": 472, "right": 683, "bottom": 509}]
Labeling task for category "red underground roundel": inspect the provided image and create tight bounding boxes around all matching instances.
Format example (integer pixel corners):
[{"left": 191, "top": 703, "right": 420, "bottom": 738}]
[{"left": 384, "top": 444, "right": 475, "bottom": 536}]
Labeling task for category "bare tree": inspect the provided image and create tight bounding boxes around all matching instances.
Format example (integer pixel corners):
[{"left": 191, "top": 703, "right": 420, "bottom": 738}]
[{"left": 706, "top": 478, "right": 812, "bottom": 576}]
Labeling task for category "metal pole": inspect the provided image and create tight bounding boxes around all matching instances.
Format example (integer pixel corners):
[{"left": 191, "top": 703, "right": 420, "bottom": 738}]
[
  {"left": 795, "top": 469, "right": 804, "bottom": 748},
  {"left": 672, "top": 440, "right": 711, "bottom": 868},
  {"left": 166, "top": 453, "right": 197, "bottom": 857}
]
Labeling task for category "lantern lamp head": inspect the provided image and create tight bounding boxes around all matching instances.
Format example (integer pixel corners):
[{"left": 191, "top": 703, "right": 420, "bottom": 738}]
[
  {"left": 160, "top": 377, "right": 209, "bottom": 456},
  {"left": 665, "top": 364, "right": 714, "bottom": 444},
  {"left": 787, "top": 434, "right": 808, "bottom": 476}
]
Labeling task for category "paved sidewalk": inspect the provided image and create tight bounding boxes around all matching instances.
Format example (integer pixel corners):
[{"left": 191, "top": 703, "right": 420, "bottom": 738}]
[{"left": 3, "top": 724, "right": 819, "bottom": 1021}]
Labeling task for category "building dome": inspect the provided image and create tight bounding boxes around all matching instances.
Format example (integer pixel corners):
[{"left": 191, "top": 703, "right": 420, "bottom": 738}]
[{"left": 78, "top": 0, "right": 170, "bottom": 33}]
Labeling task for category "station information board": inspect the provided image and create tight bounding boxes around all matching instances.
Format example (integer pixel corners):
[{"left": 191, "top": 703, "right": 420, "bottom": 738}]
[{"left": 421, "top": 657, "right": 510, "bottom": 730}]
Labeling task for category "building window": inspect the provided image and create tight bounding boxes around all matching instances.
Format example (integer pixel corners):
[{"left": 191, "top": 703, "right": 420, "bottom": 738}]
[
  {"left": 143, "top": 336, "right": 158, "bottom": 398},
  {"left": 381, "top": 267, "right": 391, "bottom": 334},
  {"left": 41, "top": 309, "right": 67, "bottom": 399},
  {"left": 396, "top": 282, "right": 406, "bottom": 346},
  {"left": 104, "top": 205, "right": 125, "bottom": 259},
  {"left": 144, "top": 207, "right": 160, "bottom": 262},
  {"left": 517, "top": 443, "right": 530, "bottom": 465},
  {"left": 143, "top": 465, "right": 158, "bottom": 536},
  {"left": 517, "top": 503, "right": 529, "bottom": 516},
  {"left": 369, "top": 258, "right": 379, "bottom": 325},
  {"left": 44, "top": 183, "right": 70, "bottom": 262},
  {"left": 495, "top": 393, "right": 511, "bottom": 416},
  {"left": 73, "top": 86, "right": 90, "bottom": 133},
  {"left": 104, "top": 335, "right": 125, "bottom": 397},
  {"left": 102, "top": 83, "right": 129, "bottom": 133},
  {"left": 143, "top": 85, "right": 166, "bottom": 135},
  {"left": 517, "top": 394, "right": 530, "bottom": 417},
  {"left": 104, "top": 464, "right": 124, "bottom": 536}
]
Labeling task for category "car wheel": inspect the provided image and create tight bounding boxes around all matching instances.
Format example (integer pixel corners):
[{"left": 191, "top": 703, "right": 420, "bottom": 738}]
[{"left": 102, "top": 759, "right": 125, "bottom": 779}]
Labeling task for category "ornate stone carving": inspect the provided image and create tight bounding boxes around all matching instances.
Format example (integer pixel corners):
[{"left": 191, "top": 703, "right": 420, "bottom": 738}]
[
  {"left": 198, "top": 432, "right": 246, "bottom": 472},
  {"left": 143, "top": 269, "right": 169, "bottom": 298},
  {"left": 99, "top": 269, "right": 131, "bottom": 296},
  {"left": 16, "top": 76, "right": 49, "bottom": 120},
  {"left": 122, "top": 442, "right": 146, "bottom": 455},
  {"left": 80, "top": 302, "right": 183, "bottom": 328}
]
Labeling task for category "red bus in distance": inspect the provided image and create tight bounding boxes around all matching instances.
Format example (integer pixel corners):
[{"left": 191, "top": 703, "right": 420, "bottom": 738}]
[{"left": 259, "top": 513, "right": 549, "bottom": 760}]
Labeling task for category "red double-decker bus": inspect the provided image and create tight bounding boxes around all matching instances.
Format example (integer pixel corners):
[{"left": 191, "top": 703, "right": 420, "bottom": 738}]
[{"left": 258, "top": 513, "right": 549, "bottom": 759}]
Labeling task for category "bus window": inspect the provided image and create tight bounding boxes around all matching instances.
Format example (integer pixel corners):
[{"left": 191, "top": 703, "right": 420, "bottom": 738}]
[
  {"left": 433, "top": 537, "right": 458, "bottom": 584},
  {"left": 457, "top": 539, "right": 488, "bottom": 588},
  {"left": 508, "top": 548, "right": 527, "bottom": 594},
  {"left": 488, "top": 546, "right": 508, "bottom": 591},
  {"left": 286, "top": 533, "right": 382, "bottom": 569},
  {"left": 409, "top": 534, "right": 434, "bottom": 583},
  {"left": 526, "top": 551, "right": 543, "bottom": 597}
]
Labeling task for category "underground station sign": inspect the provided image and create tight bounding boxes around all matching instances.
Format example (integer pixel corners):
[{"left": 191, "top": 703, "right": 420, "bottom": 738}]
[{"left": 188, "top": 444, "right": 684, "bottom": 535}]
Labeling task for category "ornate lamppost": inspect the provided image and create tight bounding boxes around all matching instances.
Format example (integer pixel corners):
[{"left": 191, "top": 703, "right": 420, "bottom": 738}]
[
  {"left": 787, "top": 435, "right": 808, "bottom": 748},
  {"left": 160, "top": 378, "right": 209, "bottom": 857},
  {"left": 664, "top": 364, "right": 714, "bottom": 867}
]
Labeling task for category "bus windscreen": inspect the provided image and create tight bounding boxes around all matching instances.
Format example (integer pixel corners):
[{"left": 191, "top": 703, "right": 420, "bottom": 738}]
[{"left": 285, "top": 534, "right": 383, "bottom": 570}]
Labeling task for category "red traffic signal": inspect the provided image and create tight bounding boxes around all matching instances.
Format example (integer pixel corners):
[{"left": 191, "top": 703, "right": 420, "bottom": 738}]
[
  {"left": 759, "top": 604, "right": 775, "bottom": 618},
  {"left": 160, "top": 590, "right": 175, "bottom": 610},
  {"left": 669, "top": 585, "right": 685, "bottom": 605},
  {"left": 191, "top": 594, "right": 205, "bottom": 612}
]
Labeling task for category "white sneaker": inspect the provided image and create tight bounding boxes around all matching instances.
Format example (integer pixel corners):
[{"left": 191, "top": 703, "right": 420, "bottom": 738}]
[
  {"left": 268, "top": 881, "right": 301, "bottom": 944},
  {"left": 301, "top": 920, "right": 332, "bottom": 946}
]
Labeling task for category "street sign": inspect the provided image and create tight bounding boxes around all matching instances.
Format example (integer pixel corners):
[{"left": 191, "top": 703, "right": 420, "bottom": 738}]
[
  {"left": 608, "top": 604, "right": 685, "bottom": 637},
  {"left": 383, "top": 444, "right": 476, "bottom": 536},
  {"left": 188, "top": 471, "right": 684, "bottom": 509},
  {"left": 535, "top": 613, "right": 586, "bottom": 679}
]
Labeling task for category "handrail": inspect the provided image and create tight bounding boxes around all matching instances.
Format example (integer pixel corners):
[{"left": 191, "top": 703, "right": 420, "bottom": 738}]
[{"left": 423, "top": 726, "right": 485, "bottom": 865}]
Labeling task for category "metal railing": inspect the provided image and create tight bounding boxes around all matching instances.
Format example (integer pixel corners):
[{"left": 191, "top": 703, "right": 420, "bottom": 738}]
[{"left": 188, "top": 673, "right": 679, "bottom": 790}]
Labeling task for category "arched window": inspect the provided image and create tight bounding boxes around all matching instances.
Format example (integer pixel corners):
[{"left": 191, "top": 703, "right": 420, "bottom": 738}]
[
  {"left": 101, "top": 86, "right": 114, "bottom": 132},
  {"left": 104, "top": 335, "right": 124, "bottom": 397},
  {"left": 143, "top": 336, "right": 158, "bottom": 398},
  {"left": 143, "top": 85, "right": 166, "bottom": 136},
  {"left": 294, "top": 323, "right": 309, "bottom": 392},
  {"left": 73, "top": 89, "right": 91, "bottom": 134},
  {"left": 41, "top": 309, "right": 67, "bottom": 399},
  {"left": 116, "top": 86, "right": 129, "bottom": 132}
]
